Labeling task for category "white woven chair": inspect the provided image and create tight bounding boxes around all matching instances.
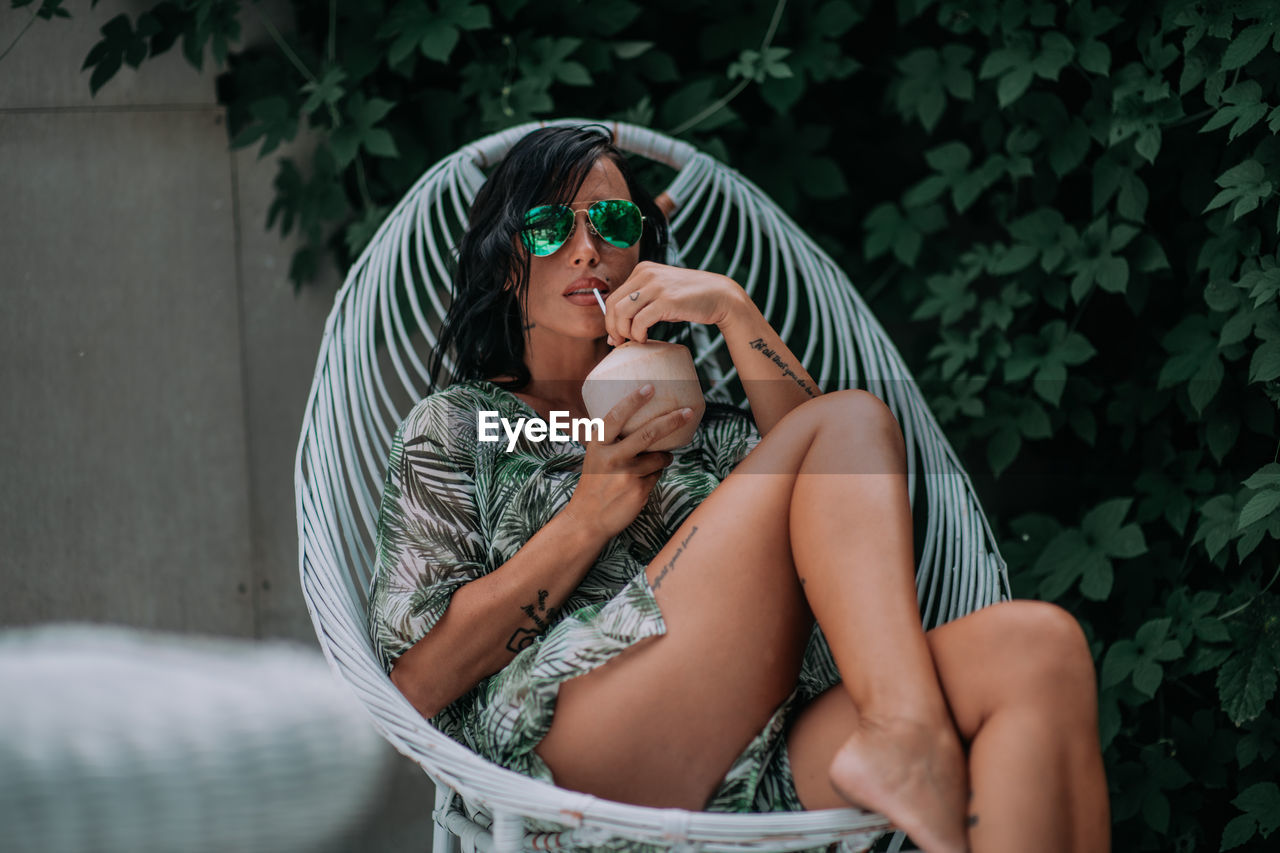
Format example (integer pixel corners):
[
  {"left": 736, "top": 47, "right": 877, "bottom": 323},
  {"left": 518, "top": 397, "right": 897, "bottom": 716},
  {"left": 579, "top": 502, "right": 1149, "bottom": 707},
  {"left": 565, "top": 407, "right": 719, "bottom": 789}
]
[
  {"left": 0, "top": 623, "right": 390, "bottom": 853},
  {"left": 295, "top": 119, "right": 1012, "bottom": 853}
]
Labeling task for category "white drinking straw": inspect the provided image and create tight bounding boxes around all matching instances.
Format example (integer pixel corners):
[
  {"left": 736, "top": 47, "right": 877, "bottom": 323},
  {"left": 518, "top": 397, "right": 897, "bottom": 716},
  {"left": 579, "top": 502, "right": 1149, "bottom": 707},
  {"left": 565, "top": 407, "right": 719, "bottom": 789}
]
[{"left": 592, "top": 287, "right": 607, "bottom": 315}]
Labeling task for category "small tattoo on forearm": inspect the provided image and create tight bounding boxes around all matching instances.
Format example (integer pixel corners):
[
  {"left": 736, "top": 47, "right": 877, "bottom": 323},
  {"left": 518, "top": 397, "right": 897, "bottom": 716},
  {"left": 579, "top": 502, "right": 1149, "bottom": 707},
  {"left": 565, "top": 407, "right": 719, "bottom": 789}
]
[
  {"left": 968, "top": 814, "right": 979, "bottom": 827},
  {"left": 505, "top": 628, "right": 537, "bottom": 653},
  {"left": 799, "top": 577, "right": 807, "bottom": 588},
  {"left": 505, "top": 588, "right": 560, "bottom": 653},
  {"left": 650, "top": 526, "right": 698, "bottom": 591},
  {"left": 747, "top": 338, "right": 820, "bottom": 397}
]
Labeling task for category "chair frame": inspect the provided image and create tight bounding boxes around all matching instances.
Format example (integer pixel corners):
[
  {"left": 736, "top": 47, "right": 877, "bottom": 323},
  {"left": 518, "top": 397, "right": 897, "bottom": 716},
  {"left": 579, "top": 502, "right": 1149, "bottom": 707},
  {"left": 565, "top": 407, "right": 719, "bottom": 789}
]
[{"left": 295, "top": 118, "right": 1011, "bottom": 853}]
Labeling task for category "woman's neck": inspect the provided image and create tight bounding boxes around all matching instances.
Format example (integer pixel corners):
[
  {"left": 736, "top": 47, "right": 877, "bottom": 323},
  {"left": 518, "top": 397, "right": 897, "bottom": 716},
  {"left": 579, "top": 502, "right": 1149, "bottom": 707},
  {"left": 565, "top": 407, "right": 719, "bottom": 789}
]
[{"left": 495, "top": 333, "right": 611, "bottom": 419}]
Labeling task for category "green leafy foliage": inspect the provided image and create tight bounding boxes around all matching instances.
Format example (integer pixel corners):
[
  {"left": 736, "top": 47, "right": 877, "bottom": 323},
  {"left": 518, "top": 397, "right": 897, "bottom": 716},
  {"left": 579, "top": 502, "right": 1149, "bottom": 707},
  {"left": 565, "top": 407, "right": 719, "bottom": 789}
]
[{"left": 40, "top": 0, "right": 1280, "bottom": 847}]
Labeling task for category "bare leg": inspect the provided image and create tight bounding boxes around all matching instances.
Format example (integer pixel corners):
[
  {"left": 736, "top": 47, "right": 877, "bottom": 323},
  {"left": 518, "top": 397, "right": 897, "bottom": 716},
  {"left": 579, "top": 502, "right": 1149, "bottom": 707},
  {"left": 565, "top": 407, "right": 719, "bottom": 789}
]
[
  {"left": 788, "top": 396, "right": 969, "bottom": 852},
  {"left": 535, "top": 391, "right": 968, "bottom": 850},
  {"left": 788, "top": 601, "right": 1110, "bottom": 853}
]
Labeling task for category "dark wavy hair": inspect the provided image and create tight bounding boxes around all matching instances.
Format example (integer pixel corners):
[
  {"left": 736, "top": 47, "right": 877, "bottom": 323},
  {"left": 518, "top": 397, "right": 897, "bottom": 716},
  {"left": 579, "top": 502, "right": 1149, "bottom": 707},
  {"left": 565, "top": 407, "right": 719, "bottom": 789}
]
[{"left": 428, "top": 125, "right": 671, "bottom": 391}]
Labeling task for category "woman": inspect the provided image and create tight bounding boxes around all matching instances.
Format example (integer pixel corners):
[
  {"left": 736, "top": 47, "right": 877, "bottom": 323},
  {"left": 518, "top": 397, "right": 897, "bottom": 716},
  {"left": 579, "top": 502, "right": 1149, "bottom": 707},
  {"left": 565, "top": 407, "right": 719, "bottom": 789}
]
[{"left": 369, "top": 125, "right": 1110, "bottom": 853}]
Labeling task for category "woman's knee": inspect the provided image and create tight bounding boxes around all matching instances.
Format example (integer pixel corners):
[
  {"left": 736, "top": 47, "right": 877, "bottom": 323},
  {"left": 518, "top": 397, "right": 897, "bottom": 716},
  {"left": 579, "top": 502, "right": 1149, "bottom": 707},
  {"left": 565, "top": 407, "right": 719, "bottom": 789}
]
[
  {"left": 989, "top": 600, "right": 1098, "bottom": 714},
  {"left": 784, "top": 389, "right": 906, "bottom": 467}
]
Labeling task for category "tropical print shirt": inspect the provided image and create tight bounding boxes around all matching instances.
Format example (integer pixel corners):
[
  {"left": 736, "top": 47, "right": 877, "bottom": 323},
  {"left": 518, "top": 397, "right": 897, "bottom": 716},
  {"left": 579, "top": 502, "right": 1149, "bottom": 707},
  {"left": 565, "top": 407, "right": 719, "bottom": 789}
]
[{"left": 367, "top": 378, "right": 843, "bottom": 835}]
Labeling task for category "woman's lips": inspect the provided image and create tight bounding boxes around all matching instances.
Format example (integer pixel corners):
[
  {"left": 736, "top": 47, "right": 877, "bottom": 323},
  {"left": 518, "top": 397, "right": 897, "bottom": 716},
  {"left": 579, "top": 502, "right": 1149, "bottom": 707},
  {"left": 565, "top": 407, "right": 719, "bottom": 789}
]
[
  {"left": 564, "top": 291, "right": 603, "bottom": 306},
  {"left": 564, "top": 278, "right": 607, "bottom": 305}
]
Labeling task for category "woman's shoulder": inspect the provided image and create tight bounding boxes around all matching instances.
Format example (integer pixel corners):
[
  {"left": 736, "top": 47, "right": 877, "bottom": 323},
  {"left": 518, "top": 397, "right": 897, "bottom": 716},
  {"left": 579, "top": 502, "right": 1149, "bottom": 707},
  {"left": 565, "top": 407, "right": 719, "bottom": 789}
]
[
  {"left": 404, "top": 379, "right": 501, "bottom": 418},
  {"left": 398, "top": 380, "right": 498, "bottom": 451}
]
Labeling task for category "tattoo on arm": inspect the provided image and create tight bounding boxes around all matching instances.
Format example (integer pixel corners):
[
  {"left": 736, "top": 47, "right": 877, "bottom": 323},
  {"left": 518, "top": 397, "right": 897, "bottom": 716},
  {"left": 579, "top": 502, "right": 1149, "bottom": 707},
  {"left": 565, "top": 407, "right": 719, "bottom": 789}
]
[
  {"left": 650, "top": 526, "right": 699, "bottom": 591},
  {"left": 968, "top": 814, "right": 979, "bottom": 827},
  {"left": 747, "top": 337, "right": 820, "bottom": 398},
  {"left": 505, "top": 588, "right": 560, "bottom": 653}
]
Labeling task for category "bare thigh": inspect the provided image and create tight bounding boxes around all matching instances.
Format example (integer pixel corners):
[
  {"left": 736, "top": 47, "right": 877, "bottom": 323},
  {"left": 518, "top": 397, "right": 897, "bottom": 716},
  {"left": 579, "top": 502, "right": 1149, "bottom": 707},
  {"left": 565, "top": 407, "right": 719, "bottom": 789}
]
[
  {"left": 786, "top": 600, "right": 1097, "bottom": 810},
  {"left": 533, "top": 392, "right": 877, "bottom": 810}
]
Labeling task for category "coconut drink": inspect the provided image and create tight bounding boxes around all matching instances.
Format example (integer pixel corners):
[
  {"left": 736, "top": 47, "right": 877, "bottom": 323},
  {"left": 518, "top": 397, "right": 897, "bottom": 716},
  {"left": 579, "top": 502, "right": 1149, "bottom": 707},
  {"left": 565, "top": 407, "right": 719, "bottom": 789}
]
[{"left": 581, "top": 340, "right": 705, "bottom": 450}]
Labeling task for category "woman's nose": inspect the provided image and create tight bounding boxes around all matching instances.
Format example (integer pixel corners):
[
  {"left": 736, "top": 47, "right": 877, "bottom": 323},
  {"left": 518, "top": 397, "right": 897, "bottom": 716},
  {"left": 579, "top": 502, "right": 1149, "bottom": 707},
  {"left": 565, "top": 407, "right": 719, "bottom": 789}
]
[{"left": 565, "top": 211, "right": 601, "bottom": 266}]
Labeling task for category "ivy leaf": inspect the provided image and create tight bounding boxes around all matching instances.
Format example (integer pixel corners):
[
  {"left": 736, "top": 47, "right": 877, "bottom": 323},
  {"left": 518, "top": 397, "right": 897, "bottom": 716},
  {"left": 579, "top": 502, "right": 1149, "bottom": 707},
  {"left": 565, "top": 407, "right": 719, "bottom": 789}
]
[
  {"left": 895, "top": 46, "right": 973, "bottom": 131},
  {"left": 1064, "top": 216, "right": 1132, "bottom": 302},
  {"left": 1239, "top": 489, "right": 1280, "bottom": 530},
  {"left": 612, "top": 40, "right": 653, "bottom": 60},
  {"left": 329, "top": 94, "right": 398, "bottom": 167},
  {"left": 1158, "top": 314, "right": 1224, "bottom": 414},
  {"left": 1250, "top": 339, "right": 1280, "bottom": 382},
  {"left": 230, "top": 96, "right": 299, "bottom": 157},
  {"left": 1204, "top": 159, "right": 1273, "bottom": 221},
  {"left": 1199, "top": 82, "right": 1269, "bottom": 142},
  {"left": 1078, "top": 38, "right": 1110, "bottom": 76},
  {"left": 381, "top": 0, "right": 490, "bottom": 65},
  {"left": 300, "top": 66, "right": 347, "bottom": 116},
  {"left": 576, "top": 0, "right": 641, "bottom": 36},
  {"left": 1221, "top": 23, "right": 1276, "bottom": 71},
  {"left": 1194, "top": 494, "right": 1244, "bottom": 561},
  {"left": 1032, "top": 498, "right": 1145, "bottom": 601},
  {"left": 1219, "top": 646, "right": 1280, "bottom": 726},
  {"left": 14, "top": 0, "right": 70, "bottom": 19},
  {"left": 1033, "top": 32, "right": 1074, "bottom": 80},
  {"left": 83, "top": 12, "right": 161, "bottom": 95},
  {"left": 814, "top": 0, "right": 860, "bottom": 37},
  {"left": 1217, "top": 597, "right": 1280, "bottom": 725},
  {"left": 1102, "top": 639, "right": 1140, "bottom": 688},
  {"left": 1084, "top": 497, "right": 1148, "bottom": 559},
  {"left": 728, "top": 47, "right": 793, "bottom": 83}
]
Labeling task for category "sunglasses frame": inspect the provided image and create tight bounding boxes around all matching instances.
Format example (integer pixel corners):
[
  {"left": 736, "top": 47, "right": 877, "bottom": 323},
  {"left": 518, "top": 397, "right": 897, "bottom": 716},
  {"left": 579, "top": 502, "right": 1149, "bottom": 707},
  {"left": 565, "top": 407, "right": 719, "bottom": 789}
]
[{"left": 521, "top": 198, "right": 646, "bottom": 257}]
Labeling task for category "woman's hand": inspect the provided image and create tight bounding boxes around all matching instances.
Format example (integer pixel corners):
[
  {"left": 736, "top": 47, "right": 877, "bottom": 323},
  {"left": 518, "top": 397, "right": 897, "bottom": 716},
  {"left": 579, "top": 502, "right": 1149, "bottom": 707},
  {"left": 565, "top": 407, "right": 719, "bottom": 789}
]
[
  {"left": 603, "top": 262, "right": 748, "bottom": 346},
  {"left": 562, "top": 383, "right": 693, "bottom": 542}
]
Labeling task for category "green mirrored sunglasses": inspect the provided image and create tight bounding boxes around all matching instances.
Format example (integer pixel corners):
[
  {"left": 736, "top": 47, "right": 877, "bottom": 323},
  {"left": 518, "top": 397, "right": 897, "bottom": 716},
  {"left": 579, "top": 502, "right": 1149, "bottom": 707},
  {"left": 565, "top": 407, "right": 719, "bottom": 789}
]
[{"left": 521, "top": 199, "right": 645, "bottom": 256}]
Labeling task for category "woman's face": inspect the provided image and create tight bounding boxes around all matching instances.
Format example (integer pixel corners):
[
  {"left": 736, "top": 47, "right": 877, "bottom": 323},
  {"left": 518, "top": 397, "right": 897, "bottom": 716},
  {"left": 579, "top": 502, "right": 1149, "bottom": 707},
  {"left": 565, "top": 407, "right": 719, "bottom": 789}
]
[{"left": 515, "top": 156, "right": 641, "bottom": 346}]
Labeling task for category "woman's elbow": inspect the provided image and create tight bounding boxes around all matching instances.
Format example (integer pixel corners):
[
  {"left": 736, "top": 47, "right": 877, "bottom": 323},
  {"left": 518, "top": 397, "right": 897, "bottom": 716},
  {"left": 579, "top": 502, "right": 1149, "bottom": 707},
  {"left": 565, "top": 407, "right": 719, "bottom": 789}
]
[{"left": 390, "top": 660, "right": 444, "bottom": 720}]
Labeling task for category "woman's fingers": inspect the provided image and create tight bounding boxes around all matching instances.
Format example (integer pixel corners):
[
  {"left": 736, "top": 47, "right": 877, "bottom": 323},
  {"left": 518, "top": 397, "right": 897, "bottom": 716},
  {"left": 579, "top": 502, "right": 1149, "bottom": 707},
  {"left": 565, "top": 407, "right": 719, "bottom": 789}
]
[
  {"left": 600, "top": 383, "right": 655, "bottom": 444},
  {"left": 618, "top": 407, "right": 694, "bottom": 455},
  {"left": 630, "top": 450, "right": 674, "bottom": 478},
  {"left": 604, "top": 262, "right": 654, "bottom": 343}
]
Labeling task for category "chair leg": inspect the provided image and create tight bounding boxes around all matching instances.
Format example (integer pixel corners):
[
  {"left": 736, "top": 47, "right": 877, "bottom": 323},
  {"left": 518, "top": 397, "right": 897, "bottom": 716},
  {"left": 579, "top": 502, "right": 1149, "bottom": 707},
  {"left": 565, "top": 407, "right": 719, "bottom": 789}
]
[
  {"left": 432, "top": 785, "right": 461, "bottom": 853},
  {"left": 490, "top": 810, "right": 523, "bottom": 853}
]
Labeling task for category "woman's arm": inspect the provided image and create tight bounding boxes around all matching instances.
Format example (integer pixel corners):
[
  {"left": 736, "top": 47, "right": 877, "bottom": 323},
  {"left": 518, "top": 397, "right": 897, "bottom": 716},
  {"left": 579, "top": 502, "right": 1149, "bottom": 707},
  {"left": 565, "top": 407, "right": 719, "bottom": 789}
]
[
  {"left": 390, "top": 508, "right": 612, "bottom": 720},
  {"left": 715, "top": 288, "right": 823, "bottom": 436},
  {"left": 388, "top": 385, "right": 683, "bottom": 721},
  {"left": 603, "top": 264, "right": 822, "bottom": 437}
]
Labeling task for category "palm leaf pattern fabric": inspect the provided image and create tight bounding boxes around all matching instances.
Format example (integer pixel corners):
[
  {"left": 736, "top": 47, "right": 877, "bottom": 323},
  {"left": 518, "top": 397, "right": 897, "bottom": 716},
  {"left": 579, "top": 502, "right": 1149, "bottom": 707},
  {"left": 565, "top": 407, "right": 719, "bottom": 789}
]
[{"left": 368, "top": 379, "right": 842, "bottom": 837}]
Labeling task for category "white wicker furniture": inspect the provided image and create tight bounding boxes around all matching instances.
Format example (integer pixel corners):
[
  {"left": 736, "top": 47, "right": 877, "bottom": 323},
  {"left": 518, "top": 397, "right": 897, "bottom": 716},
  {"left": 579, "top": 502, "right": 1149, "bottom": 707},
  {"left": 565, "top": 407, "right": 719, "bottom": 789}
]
[
  {"left": 295, "top": 119, "right": 1012, "bottom": 852},
  {"left": 0, "top": 623, "right": 389, "bottom": 853}
]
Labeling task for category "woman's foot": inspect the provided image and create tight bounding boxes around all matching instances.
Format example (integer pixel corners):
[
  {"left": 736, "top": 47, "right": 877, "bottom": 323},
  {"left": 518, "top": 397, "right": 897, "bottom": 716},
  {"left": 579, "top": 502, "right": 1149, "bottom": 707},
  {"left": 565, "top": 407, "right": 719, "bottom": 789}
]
[{"left": 828, "top": 715, "right": 970, "bottom": 853}]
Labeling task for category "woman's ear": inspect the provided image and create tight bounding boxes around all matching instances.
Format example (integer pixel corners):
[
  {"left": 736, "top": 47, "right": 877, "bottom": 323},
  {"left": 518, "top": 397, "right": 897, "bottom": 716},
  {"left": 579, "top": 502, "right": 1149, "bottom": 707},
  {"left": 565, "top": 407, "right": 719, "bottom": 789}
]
[{"left": 655, "top": 192, "right": 676, "bottom": 219}]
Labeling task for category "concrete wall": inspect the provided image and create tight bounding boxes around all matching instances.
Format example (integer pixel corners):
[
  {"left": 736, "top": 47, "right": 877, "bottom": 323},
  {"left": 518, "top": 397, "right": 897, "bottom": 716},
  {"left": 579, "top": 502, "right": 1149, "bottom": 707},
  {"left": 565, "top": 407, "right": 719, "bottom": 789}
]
[{"left": 0, "top": 2, "right": 435, "bottom": 847}]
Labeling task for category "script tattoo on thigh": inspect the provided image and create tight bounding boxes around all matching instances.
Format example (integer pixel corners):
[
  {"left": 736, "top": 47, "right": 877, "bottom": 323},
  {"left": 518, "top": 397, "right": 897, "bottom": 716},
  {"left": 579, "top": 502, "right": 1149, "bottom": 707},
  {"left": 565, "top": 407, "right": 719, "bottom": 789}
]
[
  {"left": 649, "top": 526, "right": 699, "bottom": 591},
  {"left": 505, "top": 588, "right": 560, "bottom": 653},
  {"left": 747, "top": 337, "right": 820, "bottom": 398}
]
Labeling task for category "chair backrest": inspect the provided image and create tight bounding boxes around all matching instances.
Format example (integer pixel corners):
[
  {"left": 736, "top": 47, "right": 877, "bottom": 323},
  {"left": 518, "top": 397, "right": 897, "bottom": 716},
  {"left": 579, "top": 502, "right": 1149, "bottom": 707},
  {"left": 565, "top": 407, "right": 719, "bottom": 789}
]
[{"left": 294, "top": 119, "right": 1011, "bottom": 850}]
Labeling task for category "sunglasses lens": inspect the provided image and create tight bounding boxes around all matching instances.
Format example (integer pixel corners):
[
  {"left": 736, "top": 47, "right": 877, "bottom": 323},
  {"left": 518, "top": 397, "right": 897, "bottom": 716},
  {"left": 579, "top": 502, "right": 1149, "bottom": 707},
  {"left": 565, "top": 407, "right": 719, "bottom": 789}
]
[
  {"left": 522, "top": 205, "right": 573, "bottom": 256},
  {"left": 589, "top": 199, "right": 643, "bottom": 248}
]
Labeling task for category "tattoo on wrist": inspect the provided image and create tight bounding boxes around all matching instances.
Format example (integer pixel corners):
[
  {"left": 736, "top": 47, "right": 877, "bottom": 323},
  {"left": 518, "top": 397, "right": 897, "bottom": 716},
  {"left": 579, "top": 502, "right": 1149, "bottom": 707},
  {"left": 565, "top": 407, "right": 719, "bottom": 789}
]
[
  {"left": 747, "top": 337, "right": 819, "bottom": 398},
  {"left": 505, "top": 588, "right": 561, "bottom": 653},
  {"left": 650, "top": 526, "right": 698, "bottom": 591}
]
